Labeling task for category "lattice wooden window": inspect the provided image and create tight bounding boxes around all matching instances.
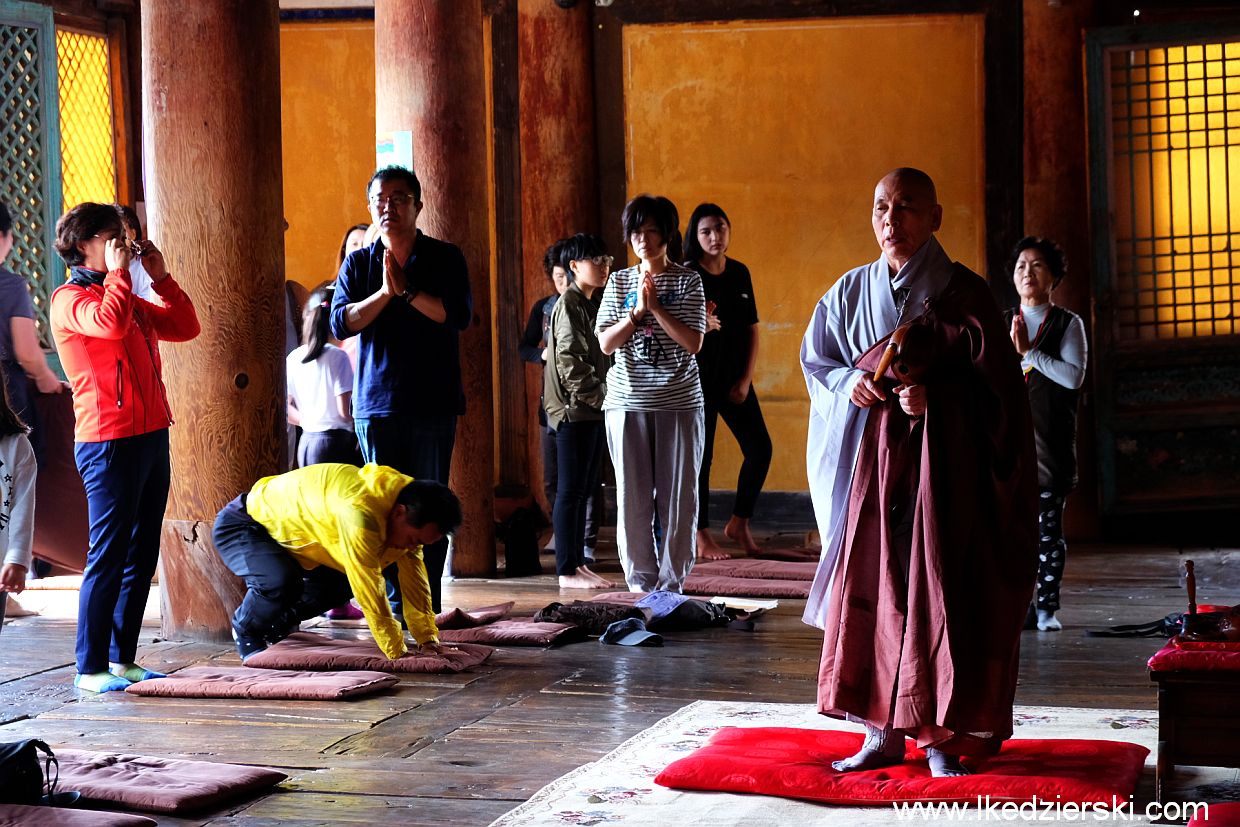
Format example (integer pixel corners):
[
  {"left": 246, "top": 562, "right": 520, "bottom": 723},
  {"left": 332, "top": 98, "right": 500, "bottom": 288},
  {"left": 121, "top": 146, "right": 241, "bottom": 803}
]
[
  {"left": 1110, "top": 40, "right": 1240, "bottom": 340},
  {"left": 0, "top": 3, "right": 60, "bottom": 349},
  {"left": 56, "top": 29, "right": 115, "bottom": 213}
]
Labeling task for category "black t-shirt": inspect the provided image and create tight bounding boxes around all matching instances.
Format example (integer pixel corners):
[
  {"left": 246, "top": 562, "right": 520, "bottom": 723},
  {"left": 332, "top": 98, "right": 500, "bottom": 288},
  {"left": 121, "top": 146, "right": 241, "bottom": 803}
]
[{"left": 690, "top": 258, "right": 759, "bottom": 393}]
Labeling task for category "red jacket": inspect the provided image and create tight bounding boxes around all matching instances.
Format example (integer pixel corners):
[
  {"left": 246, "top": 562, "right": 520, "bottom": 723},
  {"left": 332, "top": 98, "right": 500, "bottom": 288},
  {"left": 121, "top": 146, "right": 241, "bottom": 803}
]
[{"left": 51, "top": 268, "right": 200, "bottom": 443}]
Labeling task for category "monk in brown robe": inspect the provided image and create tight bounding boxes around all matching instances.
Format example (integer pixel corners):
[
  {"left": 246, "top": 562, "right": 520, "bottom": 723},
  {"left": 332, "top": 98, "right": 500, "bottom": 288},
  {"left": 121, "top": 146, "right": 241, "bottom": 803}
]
[{"left": 812, "top": 169, "right": 1038, "bottom": 777}]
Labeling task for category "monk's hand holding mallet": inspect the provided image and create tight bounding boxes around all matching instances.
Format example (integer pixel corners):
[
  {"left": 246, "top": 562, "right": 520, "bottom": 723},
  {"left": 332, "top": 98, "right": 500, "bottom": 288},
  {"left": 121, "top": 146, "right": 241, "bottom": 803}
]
[
  {"left": 850, "top": 374, "right": 887, "bottom": 408},
  {"left": 896, "top": 383, "right": 926, "bottom": 418}
]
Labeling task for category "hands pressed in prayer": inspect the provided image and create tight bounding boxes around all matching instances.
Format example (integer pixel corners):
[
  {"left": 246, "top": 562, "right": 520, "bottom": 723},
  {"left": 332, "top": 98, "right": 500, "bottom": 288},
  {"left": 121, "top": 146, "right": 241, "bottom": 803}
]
[
  {"left": 895, "top": 383, "right": 926, "bottom": 418},
  {"left": 850, "top": 374, "right": 887, "bottom": 408},
  {"left": 705, "top": 300, "right": 722, "bottom": 332},
  {"left": 1009, "top": 314, "right": 1030, "bottom": 355},
  {"left": 382, "top": 249, "right": 407, "bottom": 299}
]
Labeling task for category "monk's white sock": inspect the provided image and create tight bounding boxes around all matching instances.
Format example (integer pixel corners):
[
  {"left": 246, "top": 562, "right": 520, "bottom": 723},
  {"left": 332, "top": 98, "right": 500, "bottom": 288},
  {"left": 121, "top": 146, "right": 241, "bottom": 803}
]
[
  {"left": 925, "top": 747, "right": 971, "bottom": 777},
  {"left": 831, "top": 723, "right": 905, "bottom": 772}
]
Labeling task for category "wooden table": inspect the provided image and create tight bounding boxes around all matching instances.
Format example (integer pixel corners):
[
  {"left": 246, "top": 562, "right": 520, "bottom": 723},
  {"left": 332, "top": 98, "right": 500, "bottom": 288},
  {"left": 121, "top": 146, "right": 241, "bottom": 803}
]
[{"left": 1150, "top": 667, "right": 1240, "bottom": 803}]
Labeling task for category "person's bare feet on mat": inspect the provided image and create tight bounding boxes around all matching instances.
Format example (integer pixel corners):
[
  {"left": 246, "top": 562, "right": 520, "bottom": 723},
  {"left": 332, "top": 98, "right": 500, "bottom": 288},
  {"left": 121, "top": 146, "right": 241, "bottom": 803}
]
[
  {"left": 696, "top": 528, "right": 730, "bottom": 561},
  {"left": 723, "top": 516, "right": 763, "bottom": 555},
  {"left": 559, "top": 571, "right": 611, "bottom": 590},
  {"left": 578, "top": 565, "right": 615, "bottom": 588}
]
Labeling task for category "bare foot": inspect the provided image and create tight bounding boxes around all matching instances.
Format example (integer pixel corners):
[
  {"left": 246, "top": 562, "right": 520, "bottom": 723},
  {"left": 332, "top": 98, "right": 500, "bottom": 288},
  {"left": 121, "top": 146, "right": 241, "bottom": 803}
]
[
  {"left": 696, "top": 528, "right": 730, "bottom": 561},
  {"left": 558, "top": 571, "right": 611, "bottom": 590},
  {"left": 831, "top": 746, "right": 905, "bottom": 773},
  {"left": 577, "top": 565, "right": 615, "bottom": 588},
  {"left": 723, "top": 516, "right": 763, "bottom": 555}
]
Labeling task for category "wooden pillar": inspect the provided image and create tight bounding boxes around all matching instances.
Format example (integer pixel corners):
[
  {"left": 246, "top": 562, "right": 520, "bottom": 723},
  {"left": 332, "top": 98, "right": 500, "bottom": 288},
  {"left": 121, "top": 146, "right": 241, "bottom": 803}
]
[
  {"left": 517, "top": 0, "right": 598, "bottom": 513},
  {"left": 375, "top": 1, "right": 496, "bottom": 577},
  {"left": 143, "top": 0, "right": 286, "bottom": 640},
  {"left": 1024, "top": 0, "right": 1099, "bottom": 539}
]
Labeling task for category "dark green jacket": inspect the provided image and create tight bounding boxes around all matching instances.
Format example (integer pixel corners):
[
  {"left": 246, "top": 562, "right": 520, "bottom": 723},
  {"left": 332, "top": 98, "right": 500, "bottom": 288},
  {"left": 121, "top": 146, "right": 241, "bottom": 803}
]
[{"left": 543, "top": 282, "right": 609, "bottom": 429}]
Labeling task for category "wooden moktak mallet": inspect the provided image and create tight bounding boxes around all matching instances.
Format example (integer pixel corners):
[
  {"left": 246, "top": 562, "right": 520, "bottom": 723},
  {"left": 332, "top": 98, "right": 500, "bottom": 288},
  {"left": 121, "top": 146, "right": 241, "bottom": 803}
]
[{"left": 872, "top": 321, "right": 933, "bottom": 387}]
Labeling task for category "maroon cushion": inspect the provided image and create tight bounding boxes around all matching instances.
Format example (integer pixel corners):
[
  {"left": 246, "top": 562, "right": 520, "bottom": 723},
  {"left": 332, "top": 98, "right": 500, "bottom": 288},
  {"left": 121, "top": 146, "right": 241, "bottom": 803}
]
[
  {"left": 691, "top": 559, "right": 818, "bottom": 581},
  {"left": 439, "top": 619, "right": 585, "bottom": 646},
  {"left": 435, "top": 601, "right": 515, "bottom": 630},
  {"left": 55, "top": 749, "right": 286, "bottom": 814},
  {"left": 755, "top": 547, "right": 821, "bottom": 562},
  {"left": 1189, "top": 801, "right": 1240, "bottom": 826},
  {"left": 1148, "top": 637, "right": 1240, "bottom": 672},
  {"left": 123, "top": 666, "right": 399, "bottom": 700},
  {"left": 682, "top": 575, "right": 810, "bottom": 599},
  {"left": 243, "top": 631, "right": 492, "bottom": 673},
  {"left": 656, "top": 727, "right": 1148, "bottom": 805},
  {"left": 0, "top": 804, "right": 156, "bottom": 826}
]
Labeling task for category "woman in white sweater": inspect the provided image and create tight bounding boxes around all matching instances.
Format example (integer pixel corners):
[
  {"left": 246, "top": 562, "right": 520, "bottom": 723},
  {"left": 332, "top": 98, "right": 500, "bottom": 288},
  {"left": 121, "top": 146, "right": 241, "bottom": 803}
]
[{"left": 0, "top": 382, "right": 36, "bottom": 598}]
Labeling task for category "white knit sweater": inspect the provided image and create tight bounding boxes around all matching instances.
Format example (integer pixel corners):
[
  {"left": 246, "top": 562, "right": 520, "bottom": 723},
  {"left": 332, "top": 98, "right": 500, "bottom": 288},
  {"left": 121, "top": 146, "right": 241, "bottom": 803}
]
[{"left": 0, "top": 432, "right": 36, "bottom": 571}]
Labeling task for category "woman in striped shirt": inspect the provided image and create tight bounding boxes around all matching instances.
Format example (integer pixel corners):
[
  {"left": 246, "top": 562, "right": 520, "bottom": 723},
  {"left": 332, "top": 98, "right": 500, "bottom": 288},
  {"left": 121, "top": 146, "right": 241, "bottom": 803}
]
[{"left": 596, "top": 195, "right": 706, "bottom": 592}]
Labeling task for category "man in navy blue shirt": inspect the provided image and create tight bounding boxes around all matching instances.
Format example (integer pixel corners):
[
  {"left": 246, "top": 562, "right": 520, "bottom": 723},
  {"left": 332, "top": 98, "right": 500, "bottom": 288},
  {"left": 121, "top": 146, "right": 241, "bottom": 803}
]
[{"left": 330, "top": 166, "right": 472, "bottom": 613}]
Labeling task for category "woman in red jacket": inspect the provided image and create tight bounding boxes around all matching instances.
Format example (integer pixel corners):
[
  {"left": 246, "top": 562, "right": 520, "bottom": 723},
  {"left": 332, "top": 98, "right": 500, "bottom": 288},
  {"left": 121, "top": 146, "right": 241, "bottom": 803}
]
[{"left": 51, "top": 203, "right": 200, "bottom": 693}]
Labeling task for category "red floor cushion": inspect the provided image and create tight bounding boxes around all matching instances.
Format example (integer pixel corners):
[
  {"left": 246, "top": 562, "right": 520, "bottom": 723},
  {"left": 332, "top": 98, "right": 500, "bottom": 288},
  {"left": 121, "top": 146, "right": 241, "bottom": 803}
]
[
  {"left": 124, "top": 666, "right": 399, "bottom": 700},
  {"left": 1148, "top": 637, "right": 1240, "bottom": 672},
  {"left": 1189, "top": 801, "right": 1240, "bottom": 826},
  {"left": 242, "top": 631, "right": 492, "bottom": 673},
  {"left": 682, "top": 575, "right": 811, "bottom": 599},
  {"left": 435, "top": 602, "right": 515, "bottom": 630},
  {"left": 691, "top": 559, "right": 818, "bottom": 581},
  {"left": 439, "top": 619, "right": 586, "bottom": 646},
  {"left": 55, "top": 749, "right": 286, "bottom": 814},
  {"left": 0, "top": 804, "right": 156, "bottom": 826},
  {"left": 755, "top": 547, "right": 821, "bottom": 562},
  {"left": 656, "top": 727, "right": 1148, "bottom": 806},
  {"left": 588, "top": 591, "right": 645, "bottom": 604}
]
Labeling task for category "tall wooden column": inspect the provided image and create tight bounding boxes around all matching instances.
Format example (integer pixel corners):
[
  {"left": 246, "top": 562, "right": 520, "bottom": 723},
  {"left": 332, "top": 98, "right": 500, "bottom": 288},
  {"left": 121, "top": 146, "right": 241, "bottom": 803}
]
[
  {"left": 375, "top": 1, "right": 495, "bottom": 577},
  {"left": 1024, "top": 0, "right": 1099, "bottom": 538},
  {"left": 143, "top": 0, "right": 286, "bottom": 640},
  {"left": 517, "top": 0, "right": 598, "bottom": 513}
]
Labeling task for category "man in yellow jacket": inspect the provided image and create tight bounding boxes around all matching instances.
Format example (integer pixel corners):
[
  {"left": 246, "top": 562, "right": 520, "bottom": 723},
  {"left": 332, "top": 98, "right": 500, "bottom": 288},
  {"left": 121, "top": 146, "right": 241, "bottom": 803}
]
[{"left": 213, "top": 463, "right": 461, "bottom": 661}]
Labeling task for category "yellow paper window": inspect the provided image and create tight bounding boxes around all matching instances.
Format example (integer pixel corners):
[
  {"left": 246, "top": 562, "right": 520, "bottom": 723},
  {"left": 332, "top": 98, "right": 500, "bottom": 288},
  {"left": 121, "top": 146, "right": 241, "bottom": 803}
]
[{"left": 56, "top": 29, "right": 116, "bottom": 212}]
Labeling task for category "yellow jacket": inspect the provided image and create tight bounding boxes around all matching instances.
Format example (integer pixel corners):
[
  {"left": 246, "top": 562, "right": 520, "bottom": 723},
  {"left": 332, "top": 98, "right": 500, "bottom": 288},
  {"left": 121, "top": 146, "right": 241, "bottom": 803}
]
[{"left": 245, "top": 463, "right": 437, "bottom": 658}]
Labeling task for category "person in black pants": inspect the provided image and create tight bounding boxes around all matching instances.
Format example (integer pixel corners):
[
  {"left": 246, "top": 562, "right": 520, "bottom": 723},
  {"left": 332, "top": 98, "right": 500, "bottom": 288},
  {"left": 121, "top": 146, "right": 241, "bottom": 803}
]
[{"left": 685, "top": 203, "right": 772, "bottom": 559}]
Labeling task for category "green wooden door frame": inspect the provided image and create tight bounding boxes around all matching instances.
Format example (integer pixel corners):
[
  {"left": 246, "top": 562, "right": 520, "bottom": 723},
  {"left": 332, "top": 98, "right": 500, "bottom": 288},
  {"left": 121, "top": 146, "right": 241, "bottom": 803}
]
[
  {"left": 1086, "top": 20, "right": 1240, "bottom": 517},
  {"left": 0, "top": 0, "right": 62, "bottom": 372}
]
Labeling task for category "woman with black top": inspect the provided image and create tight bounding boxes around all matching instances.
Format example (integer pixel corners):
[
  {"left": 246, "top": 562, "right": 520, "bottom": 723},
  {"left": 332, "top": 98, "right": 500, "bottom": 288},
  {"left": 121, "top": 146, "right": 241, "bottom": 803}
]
[
  {"left": 1005, "top": 236, "right": 1087, "bottom": 632},
  {"left": 684, "top": 203, "right": 772, "bottom": 559}
]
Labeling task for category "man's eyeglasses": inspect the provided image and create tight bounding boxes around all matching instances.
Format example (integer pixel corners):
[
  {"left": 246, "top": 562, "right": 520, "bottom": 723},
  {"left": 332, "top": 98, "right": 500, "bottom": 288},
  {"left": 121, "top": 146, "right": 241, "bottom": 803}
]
[{"left": 368, "top": 193, "right": 416, "bottom": 209}]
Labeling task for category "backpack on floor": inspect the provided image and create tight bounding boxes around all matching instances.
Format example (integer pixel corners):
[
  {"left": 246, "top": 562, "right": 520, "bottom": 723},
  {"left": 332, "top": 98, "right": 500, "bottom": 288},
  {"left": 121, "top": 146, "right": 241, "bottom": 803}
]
[{"left": 0, "top": 739, "right": 58, "bottom": 805}]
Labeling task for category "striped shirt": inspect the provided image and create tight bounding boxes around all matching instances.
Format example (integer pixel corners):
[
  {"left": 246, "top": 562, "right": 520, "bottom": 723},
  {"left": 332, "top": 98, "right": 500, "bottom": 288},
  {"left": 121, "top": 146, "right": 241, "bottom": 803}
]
[{"left": 596, "top": 262, "right": 706, "bottom": 411}]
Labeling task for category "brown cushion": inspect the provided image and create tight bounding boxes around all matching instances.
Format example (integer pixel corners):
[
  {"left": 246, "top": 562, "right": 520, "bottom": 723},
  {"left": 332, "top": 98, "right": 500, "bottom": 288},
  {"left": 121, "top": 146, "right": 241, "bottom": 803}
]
[
  {"left": 242, "top": 631, "right": 493, "bottom": 673},
  {"left": 55, "top": 749, "right": 286, "bottom": 814},
  {"left": 690, "top": 559, "right": 818, "bottom": 581},
  {"left": 682, "top": 575, "right": 811, "bottom": 599},
  {"left": 434, "top": 601, "right": 515, "bottom": 630},
  {"left": 123, "top": 666, "right": 399, "bottom": 700},
  {"left": 439, "top": 619, "right": 586, "bottom": 646},
  {"left": 0, "top": 804, "right": 156, "bottom": 826}
]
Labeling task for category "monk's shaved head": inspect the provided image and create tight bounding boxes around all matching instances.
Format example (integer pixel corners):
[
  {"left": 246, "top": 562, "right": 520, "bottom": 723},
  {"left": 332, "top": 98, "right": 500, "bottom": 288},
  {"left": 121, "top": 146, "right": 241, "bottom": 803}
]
[
  {"left": 881, "top": 167, "right": 938, "bottom": 205},
  {"left": 872, "top": 167, "right": 943, "bottom": 272}
]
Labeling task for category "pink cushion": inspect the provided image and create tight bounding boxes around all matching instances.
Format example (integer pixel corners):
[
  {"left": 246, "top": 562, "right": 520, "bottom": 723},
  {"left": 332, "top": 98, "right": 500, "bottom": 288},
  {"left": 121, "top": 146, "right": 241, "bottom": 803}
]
[
  {"left": 435, "top": 601, "right": 515, "bottom": 630},
  {"left": 691, "top": 559, "right": 818, "bottom": 581},
  {"left": 55, "top": 749, "right": 286, "bottom": 814},
  {"left": 656, "top": 727, "right": 1148, "bottom": 805},
  {"left": 123, "top": 666, "right": 399, "bottom": 700},
  {"left": 0, "top": 804, "right": 156, "bottom": 826},
  {"left": 1148, "top": 637, "right": 1240, "bottom": 672},
  {"left": 439, "top": 619, "right": 585, "bottom": 646},
  {"left": 242, "top": 631, "right": 492, "bottom": 673},
  {"left": 682, "top": 574, "right": 811, "bottom": 599},
  {"left": 588, "top": 591, "right": 646, "bottom": 604},
  {"left": 1189, "top": 801, "right": 1240, "bottom": 826}
]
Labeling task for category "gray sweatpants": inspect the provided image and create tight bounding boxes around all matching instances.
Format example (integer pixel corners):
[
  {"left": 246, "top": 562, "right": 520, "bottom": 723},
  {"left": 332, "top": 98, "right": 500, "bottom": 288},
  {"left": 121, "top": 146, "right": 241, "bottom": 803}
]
[{"left": 605, "top": 408, "right": 704, "bottom": 592}]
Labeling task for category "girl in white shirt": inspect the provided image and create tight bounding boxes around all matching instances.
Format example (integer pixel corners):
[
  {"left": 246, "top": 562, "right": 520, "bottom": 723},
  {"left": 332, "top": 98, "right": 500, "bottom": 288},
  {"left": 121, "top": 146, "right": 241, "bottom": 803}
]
[{"left": 287, "top": 287, "right": 360, "bottom": 468}]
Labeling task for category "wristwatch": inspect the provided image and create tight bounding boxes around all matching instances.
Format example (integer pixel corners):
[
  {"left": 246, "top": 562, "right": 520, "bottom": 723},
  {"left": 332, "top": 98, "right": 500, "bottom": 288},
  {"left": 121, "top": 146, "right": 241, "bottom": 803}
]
[{"left": 402, "top": 287, "right": 419, "bottom": 303}]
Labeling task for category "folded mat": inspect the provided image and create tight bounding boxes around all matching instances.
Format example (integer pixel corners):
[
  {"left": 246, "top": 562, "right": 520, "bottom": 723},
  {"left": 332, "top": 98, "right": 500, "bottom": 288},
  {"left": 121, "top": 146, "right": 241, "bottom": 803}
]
[
  {"left": 55, "top": 749, "right": 286, "bottom": 814},
  {"left": 690, "top": 558, "right": 817, "bottom": 581},
  {"left": 124, "top": 666, "right": 399, "bottom": 700},
  {"left": 439, "top": 619, "right": 585, "bottom": 646},
  {"left": 435, "top": 601, "right": 514, "bottom": 630},
  {"left": 681, "top": 574, "right": 811, "bottom": 599},
  {"left": 243, "top": 631, "right": 492, "bottom": 673},
  {"left": 755, "top": 547, "right": 821, "bottom": 563},
  {"left": 656, "top": 727, "right": 1148, "bottom": 806},
  {"left": 0, "top": 804, "right": 156, "bottom": 826}
]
